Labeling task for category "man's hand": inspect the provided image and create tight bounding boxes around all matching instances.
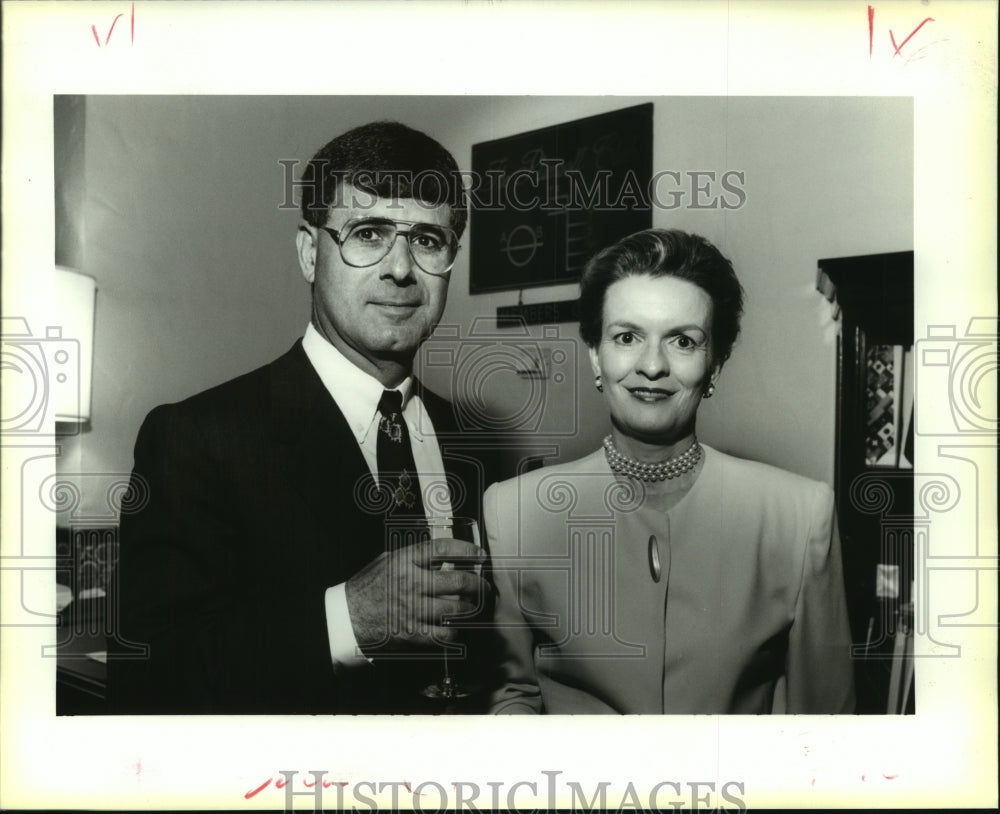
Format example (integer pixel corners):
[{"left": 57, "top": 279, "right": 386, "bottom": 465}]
[{"left": 345, "top": 537, "right": 488, "bottom": 655}]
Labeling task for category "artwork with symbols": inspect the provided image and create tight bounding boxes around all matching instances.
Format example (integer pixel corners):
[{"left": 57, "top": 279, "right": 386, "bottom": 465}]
[{"left": 469, "top": 104, "right": 653, "bottom": 294}]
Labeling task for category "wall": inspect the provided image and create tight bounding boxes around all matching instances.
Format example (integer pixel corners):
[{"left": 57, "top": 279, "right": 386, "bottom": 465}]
[
  {"left": 428, "top": 97, "right": 913, "bottom": 479},
  {"left": 56, "top": 95, "right": 912, "bottom": 518}
]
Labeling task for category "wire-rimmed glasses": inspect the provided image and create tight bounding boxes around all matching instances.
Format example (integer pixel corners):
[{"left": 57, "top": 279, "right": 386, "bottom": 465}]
[{"left": 320, "top": 217, "right": 460, "bottom": 276}]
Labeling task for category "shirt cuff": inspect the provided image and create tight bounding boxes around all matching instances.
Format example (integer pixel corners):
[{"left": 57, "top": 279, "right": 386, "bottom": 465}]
[{"left": 324, "top": 584, "right": 371, "bottom": 668}]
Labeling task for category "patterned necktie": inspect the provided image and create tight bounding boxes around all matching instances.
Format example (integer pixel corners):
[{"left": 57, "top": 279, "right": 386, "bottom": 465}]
[{"left": 376, "top": 389, "right": 426, "bottom": 521}]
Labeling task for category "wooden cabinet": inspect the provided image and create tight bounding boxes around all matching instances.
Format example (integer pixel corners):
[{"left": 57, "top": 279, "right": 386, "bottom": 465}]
[{"left": 817, "top": 251, "right": 914, "bottom": 713}]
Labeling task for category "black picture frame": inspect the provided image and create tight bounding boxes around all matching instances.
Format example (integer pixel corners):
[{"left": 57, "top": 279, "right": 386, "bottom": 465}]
[{"left": 469, "top": 103, "right": 653, "bottom": 294}]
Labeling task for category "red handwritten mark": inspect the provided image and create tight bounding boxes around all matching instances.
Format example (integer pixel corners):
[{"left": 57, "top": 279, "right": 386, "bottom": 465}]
[
  {"left": 135, "top": 759, "right": 142, "bottom": 777},
  {"left": 890, "top": 17, "right": 935, "bottom": 57},
  {"left": 91, "top": 13, "right": 123, "bottom": 46},
  {"left": 275, "top": 776, "right": 287, "bottom": 789},
  {"left": 91, "top": 4, "right": 134, "bottom": 48},
  {"left": 245, "top": 778, "right": 272, "bottom": 799},
  {"left": 403, "top": 781, "right": 426, "bottom": 796},
  {"left": 883, "top": 773, "right": 899, "bottom": 780},
  {"left": 868, "top": 6, "right": 875, "bottom": 56}
]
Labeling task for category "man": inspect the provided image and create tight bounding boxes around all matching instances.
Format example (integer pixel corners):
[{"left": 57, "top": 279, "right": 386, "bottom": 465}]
[{"left": 108, "top": 121, "right": 493, "bottom": 714}]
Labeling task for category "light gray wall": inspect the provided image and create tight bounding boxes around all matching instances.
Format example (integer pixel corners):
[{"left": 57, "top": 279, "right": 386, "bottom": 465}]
[
  {"left": 428, "top": 96, "right": 913, "bottom": 479},
  {"left": 55, "top": 96, "right": 912, "bottom": 519}
]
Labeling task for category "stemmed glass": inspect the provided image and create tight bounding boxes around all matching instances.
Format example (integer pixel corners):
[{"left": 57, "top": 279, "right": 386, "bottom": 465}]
[{"left": 421, "top": 516, "right": 482, "bottom": 702}]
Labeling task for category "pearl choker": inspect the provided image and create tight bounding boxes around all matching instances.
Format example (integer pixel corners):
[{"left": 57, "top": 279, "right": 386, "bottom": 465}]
[{"left": 603, "top": 435, "right": 702, "bottom": 482}]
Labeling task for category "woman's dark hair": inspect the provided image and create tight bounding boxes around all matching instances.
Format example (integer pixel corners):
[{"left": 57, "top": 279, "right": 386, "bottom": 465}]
[
  {"left": 299, "top": 120, "right": 467, "bottom": 237},
  {"left": 578, "top": 228, "right": 745, "bottom": 364}
]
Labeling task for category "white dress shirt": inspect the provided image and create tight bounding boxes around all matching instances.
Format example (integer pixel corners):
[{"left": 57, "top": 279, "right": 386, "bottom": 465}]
[{"left": 301, "top": 323, "right": 452, "bottom": 668}]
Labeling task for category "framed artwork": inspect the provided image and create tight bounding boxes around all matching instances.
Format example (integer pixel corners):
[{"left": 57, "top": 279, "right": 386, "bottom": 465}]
[
  {"left": 469, "top": 103, "right": 653, "bottom": 294},
  {"left": 865, "top": 343, "right": 914, "bottom": 468}
]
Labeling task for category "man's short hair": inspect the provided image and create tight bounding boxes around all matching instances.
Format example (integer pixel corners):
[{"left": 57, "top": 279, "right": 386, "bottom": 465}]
[{"left": 299, "top": 120, "right": 467, "bottom": 238}]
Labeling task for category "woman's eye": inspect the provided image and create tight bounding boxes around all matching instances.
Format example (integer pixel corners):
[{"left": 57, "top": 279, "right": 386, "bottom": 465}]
[
  {"left": 613, "top": 332, "right": 636, "bottom": 345},
  {"left": 669, "top": 334, "right": 701, "bottom": 351}
]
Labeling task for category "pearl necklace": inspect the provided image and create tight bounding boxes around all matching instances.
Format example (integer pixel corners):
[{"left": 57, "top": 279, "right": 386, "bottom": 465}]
[{"left": 602, "top": 435, "right": 702, "bottom": 482}]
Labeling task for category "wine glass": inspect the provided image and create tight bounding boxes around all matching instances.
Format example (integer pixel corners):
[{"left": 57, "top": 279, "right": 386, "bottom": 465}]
[{"left": 421, "top": 515, "right": 482, "bottom": 702}]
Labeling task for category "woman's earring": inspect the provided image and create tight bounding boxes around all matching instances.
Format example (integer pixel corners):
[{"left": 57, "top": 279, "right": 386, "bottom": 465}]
[
  {"left": 703, "top": 382, "right": 716, "bottom": 398},
  {"left": 595, "top": 375, "right": 603, "bottom": 393}
]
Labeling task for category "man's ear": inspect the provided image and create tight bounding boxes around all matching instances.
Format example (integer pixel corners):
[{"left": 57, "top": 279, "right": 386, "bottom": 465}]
[{"left": 296, "top": 224, "right": 318, "bottom": 284}]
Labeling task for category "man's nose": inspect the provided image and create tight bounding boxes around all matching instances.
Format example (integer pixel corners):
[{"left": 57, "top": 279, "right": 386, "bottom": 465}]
[{"left": 380, "top": 236, "right": 416, "bottom": 282}]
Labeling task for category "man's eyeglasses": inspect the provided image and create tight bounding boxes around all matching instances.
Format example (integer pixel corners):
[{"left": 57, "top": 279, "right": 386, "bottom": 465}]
[{"left": 320, "top": 218, "right": 460, "bottom": 276}]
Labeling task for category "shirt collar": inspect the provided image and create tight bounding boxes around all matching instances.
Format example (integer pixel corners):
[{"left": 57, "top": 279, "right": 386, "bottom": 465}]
[{"left": 301, "top": 323, "right": 420, "bottom": 443}]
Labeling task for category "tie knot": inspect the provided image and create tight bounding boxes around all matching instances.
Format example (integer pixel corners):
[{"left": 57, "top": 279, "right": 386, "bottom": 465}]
[{"left": 378, "top": 389, "right": 404, "bottom": 417}]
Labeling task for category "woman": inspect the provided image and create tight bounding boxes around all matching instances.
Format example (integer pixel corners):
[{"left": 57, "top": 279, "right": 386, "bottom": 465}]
[{"left": 485, "top": 229, "right": 855, "bottom": 714}]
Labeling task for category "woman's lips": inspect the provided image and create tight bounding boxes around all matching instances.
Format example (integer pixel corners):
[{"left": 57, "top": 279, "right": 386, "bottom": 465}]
[{"left": 627, "top": 387, "right": 674, "bottom": 402}]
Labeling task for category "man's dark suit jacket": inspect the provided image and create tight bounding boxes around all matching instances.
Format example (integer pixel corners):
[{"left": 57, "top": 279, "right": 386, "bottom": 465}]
[{"left": 107, "top": 341, "right": 494, "bottom": 714}]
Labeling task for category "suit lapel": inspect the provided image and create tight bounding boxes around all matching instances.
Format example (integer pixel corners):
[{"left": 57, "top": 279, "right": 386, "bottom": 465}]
[
  {"left": 265, "top": 347, "right": 485, "bottom": 576},
  {"left": 267, "top": 342, "right": 383, "bottom": 578}
]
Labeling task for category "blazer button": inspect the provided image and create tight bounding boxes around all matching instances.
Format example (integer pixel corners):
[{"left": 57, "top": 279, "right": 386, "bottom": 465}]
[{"left": 648, "top": 534, "right": 662, "bottom": 582}]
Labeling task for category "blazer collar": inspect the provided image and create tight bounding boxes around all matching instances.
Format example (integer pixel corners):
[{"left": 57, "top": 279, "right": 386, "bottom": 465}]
[
  {"left": 268, "top": 340, "right": 451, "bottom": 440},
  {"left": 263, "top": 341, "right": 473, "bottom": 524}
]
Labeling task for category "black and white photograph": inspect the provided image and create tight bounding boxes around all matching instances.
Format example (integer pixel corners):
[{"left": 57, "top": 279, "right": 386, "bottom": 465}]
[
  {"left": 49, "top": 93, "right": 907, "bottom": 720},
  {"left": 1, "top": 2, "right": 996, "bottom": 811}
]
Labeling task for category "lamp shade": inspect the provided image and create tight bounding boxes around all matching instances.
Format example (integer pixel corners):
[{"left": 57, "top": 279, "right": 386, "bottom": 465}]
[{"left": 52, "top": 266, "right": 97, "bottom": 423}]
